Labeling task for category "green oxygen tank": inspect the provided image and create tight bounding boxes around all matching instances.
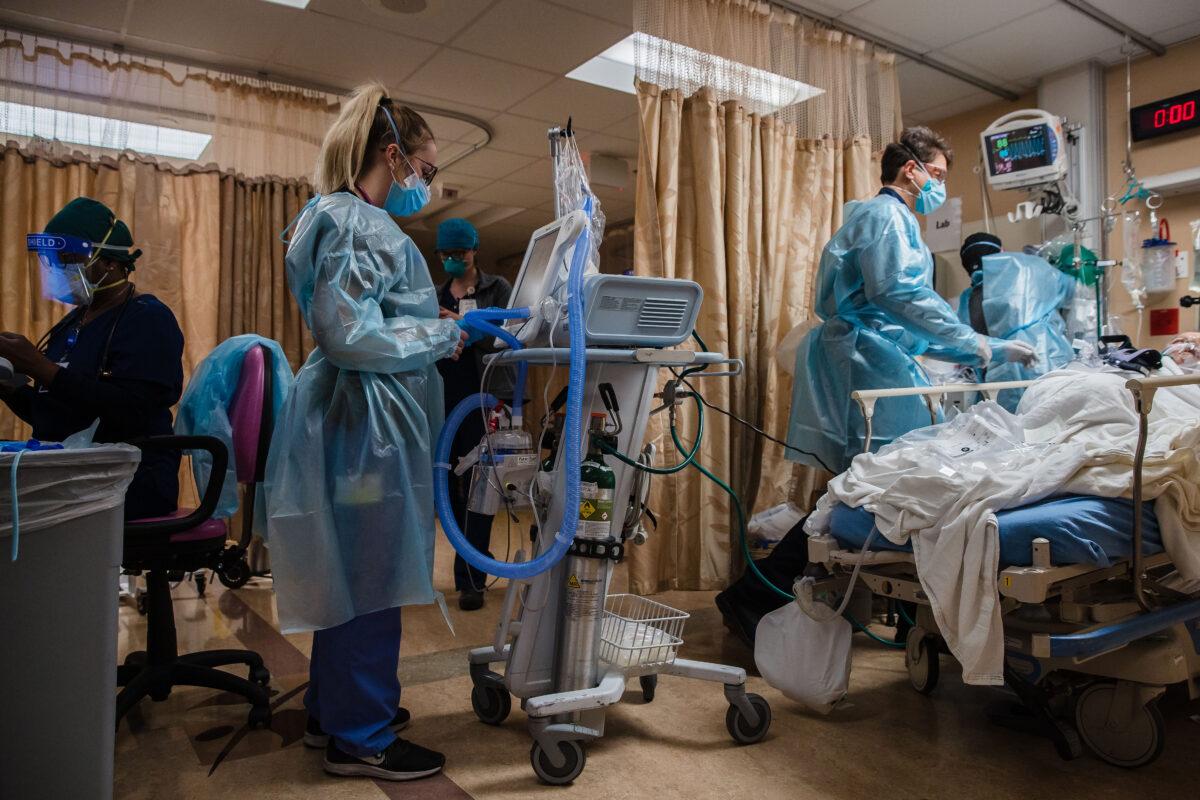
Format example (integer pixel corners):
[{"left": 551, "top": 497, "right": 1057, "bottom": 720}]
[{"left": 578, "top": 412, "right": 616, "bottom": 540}]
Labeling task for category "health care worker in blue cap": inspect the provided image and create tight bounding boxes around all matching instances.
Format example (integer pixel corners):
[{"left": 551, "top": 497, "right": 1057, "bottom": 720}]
[
  {"left": 957, "top": 232, "right": 1074, "bottom": 411},
  {"left": 266, "top": 82, "right": 467, "bottom": 782},
  {"left": 433, "top": 217, "right": 514, "bottom": 612},
  {"left": 786, "top": 127, "right": 1037, "bottom": 474}
]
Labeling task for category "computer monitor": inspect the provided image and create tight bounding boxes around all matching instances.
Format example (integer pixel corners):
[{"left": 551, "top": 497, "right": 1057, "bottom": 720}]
[{"left": 502, "top": 210, "right": 588, "bottom": 345}]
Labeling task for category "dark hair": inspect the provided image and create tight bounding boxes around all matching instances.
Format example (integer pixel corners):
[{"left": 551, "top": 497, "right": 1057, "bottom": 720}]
[{"left": 880, "top": 126, "right": 954, "bottom": 184}]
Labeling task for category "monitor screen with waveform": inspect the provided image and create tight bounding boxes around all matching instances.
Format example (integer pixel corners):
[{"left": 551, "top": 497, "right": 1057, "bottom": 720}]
[{"left": 985, "top": 123, "right": 1052, "bottom": 178}]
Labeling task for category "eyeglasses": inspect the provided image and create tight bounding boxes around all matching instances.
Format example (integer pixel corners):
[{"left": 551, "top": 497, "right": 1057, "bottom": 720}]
[
  {"left": 920, "top": 162, "right": 947, "bottom": 183},
  {"left": 411, "top": 155, "right": 439, "bottom": 186},
  {"left": 439, "top": 249, "right": 470, "bottom": 260}
]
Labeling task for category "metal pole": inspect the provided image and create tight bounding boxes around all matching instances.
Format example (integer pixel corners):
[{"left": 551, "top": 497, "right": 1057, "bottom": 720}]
[{"left": 1057, "top": 0, "right": 1167, "bottom": 57}]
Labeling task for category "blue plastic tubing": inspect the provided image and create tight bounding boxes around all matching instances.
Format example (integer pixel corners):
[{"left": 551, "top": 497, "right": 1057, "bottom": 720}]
[{"left": 432, "top": 222, "right": 591, "bottom": 579}]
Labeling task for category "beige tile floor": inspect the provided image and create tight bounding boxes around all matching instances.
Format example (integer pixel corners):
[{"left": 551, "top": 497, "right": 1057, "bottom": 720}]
[{"left": 114, "top": 528, "right": 1200, "bottom": 800}]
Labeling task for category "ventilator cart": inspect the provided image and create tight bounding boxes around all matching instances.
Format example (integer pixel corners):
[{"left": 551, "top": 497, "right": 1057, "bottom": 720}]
[{"left": 434, "top": 131, "right": 770, "bottom": 784}]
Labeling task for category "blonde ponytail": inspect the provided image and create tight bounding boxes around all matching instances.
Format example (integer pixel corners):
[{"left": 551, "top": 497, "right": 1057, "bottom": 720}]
[{"left": 314, "top": 81, "right": 434, "bottom": 194}]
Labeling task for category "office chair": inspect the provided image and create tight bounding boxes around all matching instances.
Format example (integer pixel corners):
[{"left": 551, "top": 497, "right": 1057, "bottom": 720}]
[{"left": 117, "top": 345, "right": 278, "bottom": 729}]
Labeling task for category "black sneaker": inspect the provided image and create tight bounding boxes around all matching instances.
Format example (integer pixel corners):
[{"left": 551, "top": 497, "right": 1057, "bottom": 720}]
[
  {"left": 304, "top": 707, "right": 411, "bottom": 749},
  {"left": 458, "top": 589, "right": 485, "bottom": 611},
  {"left": 324, "top": 737, "right": 445, "bottom": 781}
]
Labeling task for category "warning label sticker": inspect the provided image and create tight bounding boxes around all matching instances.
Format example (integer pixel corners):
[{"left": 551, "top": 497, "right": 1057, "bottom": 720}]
[{"left": 567, "top": 574, "right": 581, "bottom": 589}]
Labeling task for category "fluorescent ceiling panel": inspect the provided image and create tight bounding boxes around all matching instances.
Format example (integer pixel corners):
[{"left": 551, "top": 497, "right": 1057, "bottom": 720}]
[
  {"left": 262, "top": 0, "right": 311, "bottom": 8},
  {"left": 567, "top": 32, "right": 823, "bottom": 115},
  {"left": 0, "top": 101, "right": 212, "bottom": 160}
]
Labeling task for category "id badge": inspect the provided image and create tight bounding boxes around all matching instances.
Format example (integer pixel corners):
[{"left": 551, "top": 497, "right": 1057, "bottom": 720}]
[{"left": 459, "top": 299, "right": 478, "bottom": 314}]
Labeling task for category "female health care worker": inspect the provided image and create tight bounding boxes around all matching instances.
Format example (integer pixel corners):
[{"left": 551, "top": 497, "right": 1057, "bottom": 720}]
[
  {"left": 265, "top": 83, "right": 467, "bottom": 782},
  {"left": 786, "top": 127, "right": 1037, "bottom": 475},
  {"left": 2, "top": 197, "right": 184, "bottom": 519}
]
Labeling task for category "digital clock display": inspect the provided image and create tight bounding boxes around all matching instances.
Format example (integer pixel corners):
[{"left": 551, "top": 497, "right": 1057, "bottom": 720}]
[{"left": 1131, "top": 89, "right": 1200, "bottom": 142}]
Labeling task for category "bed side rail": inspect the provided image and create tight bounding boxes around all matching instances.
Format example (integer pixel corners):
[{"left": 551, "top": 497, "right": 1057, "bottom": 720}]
[
  {"left": 850, "top": 379, "right": 1037, "bottom": 454},
  {"left": 1125, "top": 373, "right": 1200, "bottom": 611}
]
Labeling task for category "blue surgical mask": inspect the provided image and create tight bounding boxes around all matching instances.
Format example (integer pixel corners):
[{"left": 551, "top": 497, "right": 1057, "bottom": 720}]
[
  {"left": 913, "top": 168, "right": 946, "bottom": 215},
  {"left": 379, "top": 103, "right": 431, "bottom": 217},
  {"left": 443, "top": 256, "right": 467, "bottom": 277},
  {"left": 383, "top": 168, "right": 429, "bottom": 217}
]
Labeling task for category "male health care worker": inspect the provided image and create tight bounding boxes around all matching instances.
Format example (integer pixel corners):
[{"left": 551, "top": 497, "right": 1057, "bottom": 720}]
[
  {"left": 266, "top": 82, "right": 468, "bottom": 782},
  {"left": 433, "top": 217, "right": 515, "bottom": 611},
  {"left": 786, "top": 127, "right": 1037, "bottom": 474}
]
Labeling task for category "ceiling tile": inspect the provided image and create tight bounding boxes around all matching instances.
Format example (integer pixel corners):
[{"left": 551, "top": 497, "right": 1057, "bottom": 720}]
[
  {"left": 510, "top": 77, "right": 637, "bottom": 131},
  {"left": 504, "top": 155, "right": 556, "bottom": 189},
  {"left": 125, "top": 0, "right": 292, "bottom": 64},
  {"left": 398, "top": 90, "right": 503, "bottom": 122},
  {"left": 544, "top": 0, "right": 633, "bottom": 27},
  {"left": 0, "top": 0, "right": 129, "bottom": 33},
  {"left": 504, "top": 207, "right": 558, "bottom": 229},
  {"left": 793, "top": 0, "right": 877, "bottom": 14},
  {"left": 575, "top": 130, "right": 638, "bottom": 159},
  {"left": 844, "top": 0, "right": 1054, "bottom": 52},
  {"left": 1076, "top": 0, "right": 1200, "bottom": 39},
  {"left": 910, "top": 90, "right": 996, "bottom": 125},
  {"left": 453, "top": 0, "right": 628, "bottom": 74},
  {"left": 939, "top": 5, "right": 1124, "bottom": 83},
  {"left": 308, "top": 0, "right": 494, "bottom": 45},
  {"left": 466, "top": 181, "right": 553, "bottom": 208},
  {"left": 401, "top": 49, "right": 555, "bottom": 111},
  {"left": 267, "top": 15, "right": 437, "bottom": 86},
  {"left": 602, "top": 113, "right": 640, "bottom": 141},
  {"left": 897, "top": 60, "right": 984, "bottom": 116},
  {"left": 449, "top": 149, "right": 539, "bottom": 180},
  {"left": 487, "top": 115, "right": 566, "bottom": 157}
]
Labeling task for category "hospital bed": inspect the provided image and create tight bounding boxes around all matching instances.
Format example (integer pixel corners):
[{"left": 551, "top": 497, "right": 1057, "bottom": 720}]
[{"left": 801, "top": 374, "right": 1200, "bottom": 768}]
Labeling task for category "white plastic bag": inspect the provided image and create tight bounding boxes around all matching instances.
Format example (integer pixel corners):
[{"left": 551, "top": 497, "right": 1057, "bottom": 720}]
[
  {"left": 754, "top": 601, "right": 852, "bottom": 714},
  {"left": 748, "top": 502, "right": 804, "bottom": 547}
]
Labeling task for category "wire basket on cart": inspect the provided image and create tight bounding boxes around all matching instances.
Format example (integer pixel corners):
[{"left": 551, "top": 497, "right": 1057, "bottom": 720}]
[{"left": 599, "top": 593, "right": 688, "bottom": 671}]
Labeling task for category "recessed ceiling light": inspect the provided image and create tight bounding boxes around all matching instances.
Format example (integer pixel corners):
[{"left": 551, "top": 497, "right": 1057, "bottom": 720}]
[
  {"left": 567, "top": 32, "right": 823, "bottom": 116},
  {"left": 262, "top": 0, "right": 311, "bottom": 9},
  {"left": 0, "top": 101, "right": 213, "bottom": 160}
]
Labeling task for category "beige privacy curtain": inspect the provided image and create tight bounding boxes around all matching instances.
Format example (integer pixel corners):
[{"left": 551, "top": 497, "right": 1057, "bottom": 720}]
[{"left": 628, "top": 0, "right": 896, "bottom": 594}]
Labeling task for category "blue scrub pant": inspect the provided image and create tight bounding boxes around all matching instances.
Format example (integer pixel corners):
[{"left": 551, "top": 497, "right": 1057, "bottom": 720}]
[{"left": 304, "top": 607, "right": 402, "bottom": 757}]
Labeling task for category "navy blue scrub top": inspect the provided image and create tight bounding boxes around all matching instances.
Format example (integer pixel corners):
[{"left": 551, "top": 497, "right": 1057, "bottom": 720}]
[{"left": 4, "top": 292, "right": 185, "bottom": 519}]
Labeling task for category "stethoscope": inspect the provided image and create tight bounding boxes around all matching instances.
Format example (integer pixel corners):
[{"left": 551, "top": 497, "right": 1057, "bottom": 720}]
[{"left": 36, "top": 284, "right": 136, "bottom": 380}]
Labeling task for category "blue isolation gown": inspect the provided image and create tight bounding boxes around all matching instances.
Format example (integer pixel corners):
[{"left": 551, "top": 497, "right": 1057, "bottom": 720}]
[
  {"left": 265, "top": 193, "right": 462, "bottom": 634},
  {"left": 787, "top": 192, "right": 997, "bottom": 474},
  {"left": 957, "top": 251, "right": 1075, "bottom": 411}
]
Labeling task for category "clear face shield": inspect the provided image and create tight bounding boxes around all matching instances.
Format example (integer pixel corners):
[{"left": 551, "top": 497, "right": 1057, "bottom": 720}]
[{"left": 26, "top": 231, "right": 125, "bottom": 306}]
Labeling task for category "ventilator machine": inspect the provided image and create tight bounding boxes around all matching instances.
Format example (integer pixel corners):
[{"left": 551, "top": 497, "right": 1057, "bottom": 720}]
[{"left": 433, "top": 127, "right": 772, "bottom": 784}]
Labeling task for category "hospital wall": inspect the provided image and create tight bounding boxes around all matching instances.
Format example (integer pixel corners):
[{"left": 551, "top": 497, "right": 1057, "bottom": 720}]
[{"left": 922, "top": 36, "right": 1200, "bottom": 349}]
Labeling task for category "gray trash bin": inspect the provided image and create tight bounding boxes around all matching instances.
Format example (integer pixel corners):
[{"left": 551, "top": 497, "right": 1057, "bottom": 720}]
[{"left": 0, "top": 444, "right": 140, "bottom": 800}]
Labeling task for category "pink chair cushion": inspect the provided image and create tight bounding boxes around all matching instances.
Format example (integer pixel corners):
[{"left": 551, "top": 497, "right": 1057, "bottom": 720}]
[
  {"left": 229, "top": 346, "right": 267, "bottom": 484},
  {"left": 130, "top": 509, "right": 227, "bottom": 543}
]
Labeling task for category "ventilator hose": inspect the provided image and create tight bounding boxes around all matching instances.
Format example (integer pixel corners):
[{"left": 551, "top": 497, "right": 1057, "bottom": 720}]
[{"left": 432, "top": 218, "right": 592, "bottom": 579}]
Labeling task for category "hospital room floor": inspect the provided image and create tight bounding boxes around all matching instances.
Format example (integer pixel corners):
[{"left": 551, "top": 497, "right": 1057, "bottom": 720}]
[{"left": 114, "top": 527, "right": 1200, "bottom": 800}]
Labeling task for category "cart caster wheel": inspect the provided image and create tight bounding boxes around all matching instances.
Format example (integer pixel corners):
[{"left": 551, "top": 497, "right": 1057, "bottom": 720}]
[
  {"left": 249, "top": 666, "right": 271, "bottom": 688},
  {"left": 136, "top": 591, "right": 148, "bottom": 616},
  {"left": 471, "top": 682, "right": 511, "bottom": 726},
  {"left": 905, "top": 628, "right": 940, "bottom": 695},
  {"left": 248, "top": 706, "right": 272, "bottom": 730},
  {"left": 1075, "top": 682, "right": 1165, "bottom": 768},
  {"left": 640, "top": 674, "right": 657, "bottom": 703},
  {"left": 194, "top": 572, "right": 207, "bottom": 598},
  {"left": 218, "top": 557, "right": 251, "bottom": 590},
  {"left": 530, "top": 740, "right": 585, "bottom": 785},
  {"left": 726, "top": 693, "right": 772, "bottom": 744}
]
